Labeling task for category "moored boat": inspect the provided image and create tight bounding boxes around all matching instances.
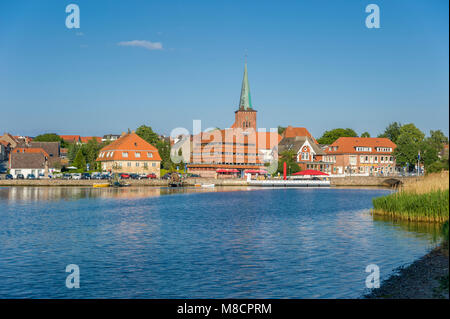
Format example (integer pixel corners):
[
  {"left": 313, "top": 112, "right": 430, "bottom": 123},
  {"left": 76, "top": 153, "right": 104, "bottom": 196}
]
[{"left": 93, "top": 183, "right": 110, "bottom": 188}]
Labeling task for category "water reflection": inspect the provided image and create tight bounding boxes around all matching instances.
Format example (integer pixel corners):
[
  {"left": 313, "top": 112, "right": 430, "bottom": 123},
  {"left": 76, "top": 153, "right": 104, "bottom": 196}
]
[{"left": 0, "top": 186, "right": 254, "bottom": 201}]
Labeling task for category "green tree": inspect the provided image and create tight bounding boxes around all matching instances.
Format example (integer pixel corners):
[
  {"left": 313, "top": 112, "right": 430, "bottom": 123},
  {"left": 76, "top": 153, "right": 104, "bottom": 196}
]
[
  {"left": 136, "top": 125, "right": 159, "bottom": 145},
  {"left": 361, "top": 132, "right": 371, "bottom": 138},
  {"left": 67, "top": 143, "right": 81, "bottom": 163},
  {"left": 428, "top": 130, "right": 448, "bottom": 154},
  {"left": 83, "top": 138, "right": 101, "bottom": 170},
  {"left": 34, "top": 133, "right": 68, "bottom": 147},
  {"left": 278, "top": 126, "right": 286, "bottom": 135},
  {"left": 276, "top": 150, "right": 300, "bottom": 175},
  {"left": 394, "top": 123, "right": 425, "bottom": 170},
  {"left": 378, "top": 122, "right": 402, "bottom": 144},
  {"left": 317, "top": 128, "right": 358, "bottom": 145},
  {"left": 73, "top": 149, "right": 86, "bottom": 170}
]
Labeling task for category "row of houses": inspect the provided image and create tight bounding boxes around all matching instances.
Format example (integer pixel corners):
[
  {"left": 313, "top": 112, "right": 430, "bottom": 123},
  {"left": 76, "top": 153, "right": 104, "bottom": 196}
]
[{"left": 168, "top": 63, "right": 398, "bottom": 178}]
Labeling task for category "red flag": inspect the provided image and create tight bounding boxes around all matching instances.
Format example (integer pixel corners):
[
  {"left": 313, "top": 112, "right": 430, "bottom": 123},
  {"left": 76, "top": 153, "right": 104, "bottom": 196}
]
[{"left": 283, "top": 162, "right": 287, "bottom": 180}]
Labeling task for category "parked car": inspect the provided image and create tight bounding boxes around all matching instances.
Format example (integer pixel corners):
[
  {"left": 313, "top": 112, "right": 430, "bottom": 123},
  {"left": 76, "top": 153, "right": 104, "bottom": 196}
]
[
  {"left": 63, "top": 173, "right": 72, "bottom": 180},
  {"left": 147, "top": 173, "right": 157, "bottom": 179},
  {"left": 129, "top": 174, "right": 141, "bottom": 179},
  {"left": 16, "top": 174, "right": 25, "bottom": 180},
  {"left": 26, "top": 174, "right": 36, "bottom": 180},
  {"left": 81, "top": 173, "right": 91, "bottom": 180},
  {"left": 72, "top": 173, "right": 82, "bottom": 180},
  {"left": 120, "top": 173, "right": 131, "bottom": 179},
  {"left": 100, "top": 174, "right": 110, "bottom": 180},
  {"left": 187, "top": 173, "right": 200, "bottom": 178},
  {"left": 5, "top": 174, "right": 13, "bottom": 180},
  {"left": 0, "top": 168, "right": 7, "bottom": 174},
  {"left": 91, "top": 172, "right": 101, "bottom": 179}
]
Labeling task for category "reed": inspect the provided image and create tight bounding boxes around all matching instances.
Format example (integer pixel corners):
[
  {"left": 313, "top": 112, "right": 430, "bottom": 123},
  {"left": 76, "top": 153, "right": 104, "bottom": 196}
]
[{"left": 372, "top": 171, "right": 449, "bottom": 223}]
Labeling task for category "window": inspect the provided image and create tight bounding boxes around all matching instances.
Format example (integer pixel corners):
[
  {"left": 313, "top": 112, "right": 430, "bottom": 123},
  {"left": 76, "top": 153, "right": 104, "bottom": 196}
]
[
  {"left": 147, "top": 152, "right": 153, "bottom": 158},
  {"left": 135, "top": 152, "right": 141, "bottom": 158},
  {"left": 136, "top": 162, "right": 139, "bottom": 167},
  {"left": 144, "top": 163, "right": 148, "bottom": 168},
  {"left": 355, "top": 147, "right": 372, "bottom": 152},
  {"left": 127, "top": 162, "right": 131, "bottom": 167},
  {"left": 122, "top": 152, "right": 128, "bottom": 158},
  {"left": 349, "top": 155, "right": 357, "bottom": 166},
  {"left": 360, "top": 156, "right": 365, "bottom": 163},
  {"left": 374, "top": 156, "right": 378, "bottom": 163},
  {"left": 390, "top": 156, "right": 394, "bottom": 162},
  {"left": 301, "top": 152, "right": 309, "bottom": 160},
  {"left": 152, "top": 163, "right": 156, "bottom": 167}
]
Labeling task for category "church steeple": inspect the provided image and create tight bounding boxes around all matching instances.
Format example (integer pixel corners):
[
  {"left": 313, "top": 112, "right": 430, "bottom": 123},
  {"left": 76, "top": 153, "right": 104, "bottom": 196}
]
[{"left": 239, "top": 62, "right": 252, "bottom": 110}]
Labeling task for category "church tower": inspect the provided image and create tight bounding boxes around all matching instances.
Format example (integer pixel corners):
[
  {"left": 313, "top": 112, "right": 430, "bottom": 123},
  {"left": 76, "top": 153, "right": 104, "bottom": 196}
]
[{"left": 231, "top": 62, "right": 257, "bottom": 130}]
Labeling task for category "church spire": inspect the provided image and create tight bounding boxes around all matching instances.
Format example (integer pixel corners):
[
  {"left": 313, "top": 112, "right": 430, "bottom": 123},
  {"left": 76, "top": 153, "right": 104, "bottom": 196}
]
[{"left": 239, "top": 61, "right": 252, "bottom": 110}]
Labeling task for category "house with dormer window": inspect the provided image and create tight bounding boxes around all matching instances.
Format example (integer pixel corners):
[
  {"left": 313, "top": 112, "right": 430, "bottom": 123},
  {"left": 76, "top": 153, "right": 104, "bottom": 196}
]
[
  {"left": 325, "top": 137, "right": 397, "bottom": 176},
  {"left": 96, "top": 132, "right": 161, "bottom": 176}
]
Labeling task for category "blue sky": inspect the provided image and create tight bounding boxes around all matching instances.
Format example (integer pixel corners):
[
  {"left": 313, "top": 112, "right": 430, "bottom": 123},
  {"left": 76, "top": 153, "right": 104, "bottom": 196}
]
[{"left": 0, "top": 0, "right": 448, "bottom": 138}]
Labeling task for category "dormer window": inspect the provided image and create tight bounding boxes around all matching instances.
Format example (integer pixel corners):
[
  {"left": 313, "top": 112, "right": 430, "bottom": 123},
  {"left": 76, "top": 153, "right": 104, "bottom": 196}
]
[
  {"left": 122, "top": 152, "right": 128, "bottom": 158},
  {"left": 135, "top": 152, "right": 141, "bottom": 158},
  {"left": 147, "top": 152, "right": 153, "bottom": 158}
]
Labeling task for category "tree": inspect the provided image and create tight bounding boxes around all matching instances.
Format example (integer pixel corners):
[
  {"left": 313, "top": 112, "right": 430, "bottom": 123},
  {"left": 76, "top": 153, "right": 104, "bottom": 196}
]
[
  {"left": 278, "top": 126, "right": 286, "bottom": 135},
  {"left": 378, "top": 122, "right": 402, "bottom": 144},
  {"left": 393, "top": 123, "right": 425, "bottom": 170},
  {"left": 276, "top": 150, "right": 300, "bottom": 175},
  {"left": 136, "top": 125, "right": 159, "bottom": 146},
  {"left": 83, "top": 138, "right": 101, "bottom": 170},
  {"left": 428, "top": 130, "right": 448, "bottom": 154},
  {"left": 73, "top": 149, "right": 86, "bottom": 170},
  {"left": 67, "top": 143, "right": 81, "bottom": 163},
  {"left": 136, "top": 124, "right": 174, "bottom": 170},
  {"left": 317, "top": 128, "right": 357, "bottom": 145},
  {"left": 361, "top": 132, "right": 371, "bottom": 138},
  {"left": 34, "top": 133, "right": 68, "bottom": 147}
]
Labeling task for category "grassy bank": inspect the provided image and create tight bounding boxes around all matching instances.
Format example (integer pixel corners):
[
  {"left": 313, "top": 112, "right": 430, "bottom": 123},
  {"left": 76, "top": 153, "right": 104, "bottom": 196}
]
[{"left": 372, "top": 171, "right": 449, "bottom": 222}]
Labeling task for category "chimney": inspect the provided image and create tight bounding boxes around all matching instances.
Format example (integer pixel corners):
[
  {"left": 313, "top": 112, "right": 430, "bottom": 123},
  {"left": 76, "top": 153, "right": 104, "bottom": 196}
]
[{"left": 121, "top": 132, "right": 126, "bottom": 136}]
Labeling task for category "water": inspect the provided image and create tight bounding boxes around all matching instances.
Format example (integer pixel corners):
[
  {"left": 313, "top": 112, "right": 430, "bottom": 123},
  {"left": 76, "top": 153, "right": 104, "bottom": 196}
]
[{"left": 0, "top": 186, "right": 440, "bottom": 298}]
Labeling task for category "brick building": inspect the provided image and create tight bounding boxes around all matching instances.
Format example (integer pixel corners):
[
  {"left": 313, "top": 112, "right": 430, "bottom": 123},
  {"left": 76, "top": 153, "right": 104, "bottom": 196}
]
[
  {"left": 187, "top": 63, "right": 281, "bottom": 178},
  {"left": 325, "top": 137, "right": 397, "bottom": 176}
]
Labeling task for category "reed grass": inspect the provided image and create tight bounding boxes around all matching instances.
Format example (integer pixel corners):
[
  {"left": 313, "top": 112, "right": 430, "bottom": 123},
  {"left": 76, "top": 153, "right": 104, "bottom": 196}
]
[{"left": 372, "top": 171, "right": 449, "bottom": 223}]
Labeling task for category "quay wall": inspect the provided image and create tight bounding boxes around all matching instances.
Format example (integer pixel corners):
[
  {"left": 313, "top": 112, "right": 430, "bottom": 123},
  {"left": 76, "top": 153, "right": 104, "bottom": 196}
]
[{"left": 0, "top": 176, "right": 412, "bottom": 187}]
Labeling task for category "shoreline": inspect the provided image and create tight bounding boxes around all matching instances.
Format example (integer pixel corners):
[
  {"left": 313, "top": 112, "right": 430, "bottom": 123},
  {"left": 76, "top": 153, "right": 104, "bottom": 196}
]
[
  {"left": 0, "top": 176, "right": 403, "bottom": 187},
  {"left": 364, "top": 245, "right": 449, "bottom": 299}
]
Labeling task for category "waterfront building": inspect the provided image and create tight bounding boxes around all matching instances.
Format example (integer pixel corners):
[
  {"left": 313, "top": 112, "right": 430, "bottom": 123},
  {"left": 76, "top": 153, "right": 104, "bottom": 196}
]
[
  {"left": 187, "top": 63, "right": 281, "bottom": 178},
  {"left": 9, "top": 152, "right": 48, "bottom": 178},
  {"left": 325, "top": 137, "right": 397, "bottom": 176},
  {"left": 278, "top": 135, "right": 335, "bottom": 174},
  {"left": 96, "top": 132, "right": 161, "bottom": 176}
]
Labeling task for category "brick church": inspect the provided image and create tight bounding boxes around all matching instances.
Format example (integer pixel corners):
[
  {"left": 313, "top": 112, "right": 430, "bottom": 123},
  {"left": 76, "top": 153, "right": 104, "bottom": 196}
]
[{"left": 187, "top": 63, "right": 281, "bottom": 178}]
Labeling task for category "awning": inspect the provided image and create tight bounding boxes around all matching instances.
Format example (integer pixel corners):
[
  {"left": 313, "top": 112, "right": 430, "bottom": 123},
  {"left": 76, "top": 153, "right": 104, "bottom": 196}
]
[{"left": 292, "top": 169, "right": 329, "bottom": 176}]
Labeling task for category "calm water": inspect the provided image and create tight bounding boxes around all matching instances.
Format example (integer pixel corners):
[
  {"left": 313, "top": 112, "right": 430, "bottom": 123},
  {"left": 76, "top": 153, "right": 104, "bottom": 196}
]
[{"left": 0, "top": 186, "right": 441, "bottom": 298}]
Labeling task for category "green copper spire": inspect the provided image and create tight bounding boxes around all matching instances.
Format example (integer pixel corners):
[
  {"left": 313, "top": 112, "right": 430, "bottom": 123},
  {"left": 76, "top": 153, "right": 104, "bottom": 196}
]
[{"left": 239, "top": 62, "right": 252, "bottom": 110}]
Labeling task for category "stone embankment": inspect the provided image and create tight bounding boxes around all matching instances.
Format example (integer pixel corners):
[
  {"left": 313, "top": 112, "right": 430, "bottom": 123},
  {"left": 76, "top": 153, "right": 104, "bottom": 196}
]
[{"left": 0, "top": 176, "right": 411, "bottom": 187}]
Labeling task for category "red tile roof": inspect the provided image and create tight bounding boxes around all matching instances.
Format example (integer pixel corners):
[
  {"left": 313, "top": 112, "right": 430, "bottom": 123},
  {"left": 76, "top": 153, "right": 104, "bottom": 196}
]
[
  {"left": 283, "top": 126, "right": 317, "bottom": 143},
  {"left": 80, "top": 136, "right": 102, "bottom": 143},
  {"left": 13, "top": 147, "right": 50, "bottom": 158},
  {"left": 60, "top": 135, "right": 81, "bottom": 143},
  {"left": 97, "top": 133, "right": 161, "bottom": 161},
  {"left": 326, "top": 137, "right": 396, "bottom": 154}
]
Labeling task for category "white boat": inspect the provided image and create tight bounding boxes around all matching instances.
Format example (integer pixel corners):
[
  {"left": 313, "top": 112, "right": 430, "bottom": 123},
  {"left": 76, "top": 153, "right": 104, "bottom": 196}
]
[{"left": 201, "top": 183, "right": 215, "bottom": 188}]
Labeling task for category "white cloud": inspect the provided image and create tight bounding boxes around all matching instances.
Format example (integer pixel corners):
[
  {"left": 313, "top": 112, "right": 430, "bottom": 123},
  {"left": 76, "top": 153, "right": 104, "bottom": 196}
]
[{"left": 117, "top": 40, "right": 163, "bottom": 51}]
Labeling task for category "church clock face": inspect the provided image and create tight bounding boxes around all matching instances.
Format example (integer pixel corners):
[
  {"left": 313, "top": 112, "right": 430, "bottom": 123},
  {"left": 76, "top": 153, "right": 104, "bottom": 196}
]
[{"left": 303, "top": 146, "right": 308, "bottom": 152}]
